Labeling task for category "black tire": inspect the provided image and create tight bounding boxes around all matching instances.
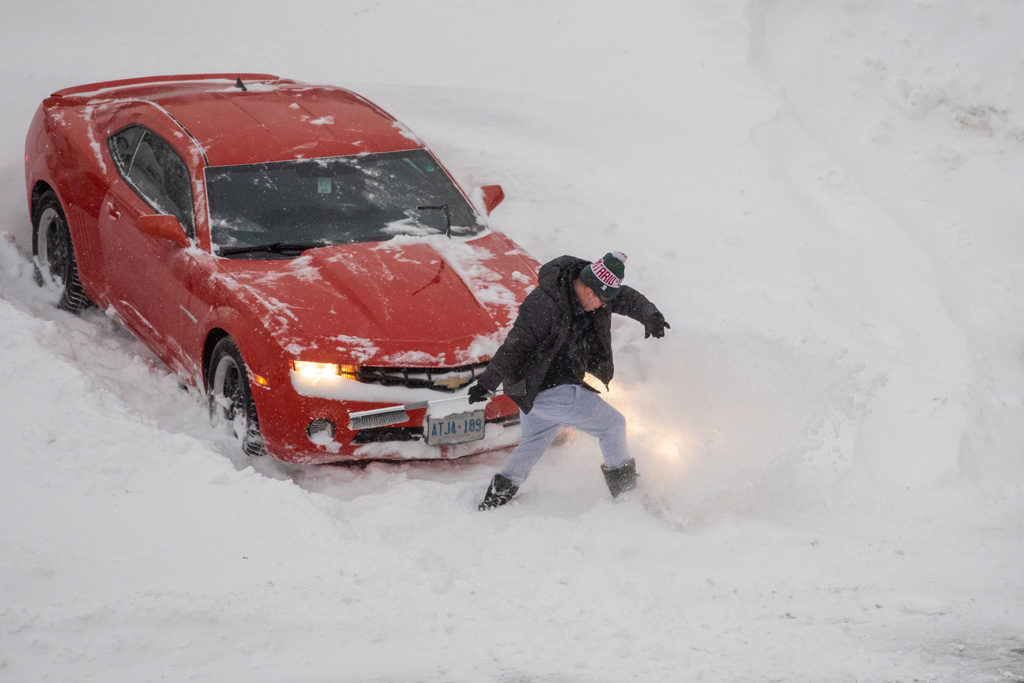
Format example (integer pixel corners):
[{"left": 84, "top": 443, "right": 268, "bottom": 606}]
[
  {"left": 32, "top": 190, "right": 91, "bottom": 313},
  {"left": 207, "top": 337, "right": 266, "bottom": 457}
]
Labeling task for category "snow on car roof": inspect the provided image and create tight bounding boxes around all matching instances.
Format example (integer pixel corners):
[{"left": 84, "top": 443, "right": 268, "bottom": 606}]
[{"left": 52, "top": 74, "right": 421, "bottom": 167}]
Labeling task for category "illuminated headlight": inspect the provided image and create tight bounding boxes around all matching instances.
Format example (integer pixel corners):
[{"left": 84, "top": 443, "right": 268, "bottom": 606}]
[
  {"left": 292, "top": 360, "right": 340, "bottom": 381},
  {"left": 290, "top": 361, "right": 360, "bottom": 383}
]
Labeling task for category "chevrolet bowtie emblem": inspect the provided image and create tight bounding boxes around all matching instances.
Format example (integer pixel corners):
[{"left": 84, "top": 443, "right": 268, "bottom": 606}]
[{"left": 435, "top": 376, "right": 471, "bottom": 390}]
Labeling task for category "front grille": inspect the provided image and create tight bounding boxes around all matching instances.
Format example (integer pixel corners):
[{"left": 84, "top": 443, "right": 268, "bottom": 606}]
[
  {"left": 354, "top": 361, "right": 488, "bottom": 393},
  {"left": 352, "top": 427, "right": 423, "bottom": 444}
]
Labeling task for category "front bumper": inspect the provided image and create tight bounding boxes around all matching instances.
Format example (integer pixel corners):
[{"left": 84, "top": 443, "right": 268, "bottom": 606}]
[{"left": 253, "top": 380, "right": 522, "bottom": 464}]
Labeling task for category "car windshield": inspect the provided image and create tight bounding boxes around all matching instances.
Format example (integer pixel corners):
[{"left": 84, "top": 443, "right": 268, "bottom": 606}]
[{"left": 205, "top": 149, "right": 482, "bottom": 258}]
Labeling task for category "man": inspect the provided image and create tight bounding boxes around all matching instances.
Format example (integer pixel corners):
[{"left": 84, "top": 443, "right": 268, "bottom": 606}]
[{"left": 469, "top": 251, "right": 669, "bottom": 510}]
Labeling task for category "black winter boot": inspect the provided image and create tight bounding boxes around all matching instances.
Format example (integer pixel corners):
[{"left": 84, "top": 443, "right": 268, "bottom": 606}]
[
  {"left": 478, "top": 474, "right": 519, "bottom": 510},
  {"left": 601, "top": 458, "right": 638, "bottom": 498}
]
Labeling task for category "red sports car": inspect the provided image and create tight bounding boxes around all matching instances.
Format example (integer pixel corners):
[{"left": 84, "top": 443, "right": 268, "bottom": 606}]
[{"left": 25, "top": 73, "right": 537, "bottom": 464}]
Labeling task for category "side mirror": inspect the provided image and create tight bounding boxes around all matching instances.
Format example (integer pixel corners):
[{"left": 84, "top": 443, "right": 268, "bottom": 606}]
[
  {"left": 479, "top": 184, "right": 505, "bottom": 215},
  {"left": 137, "top": 215, "right": 189, "bottom": 248}
]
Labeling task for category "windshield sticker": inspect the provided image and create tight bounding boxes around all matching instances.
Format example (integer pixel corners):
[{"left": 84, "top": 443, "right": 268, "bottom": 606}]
[
  {"left": 317, "top": 177, "right": 332, "bottom": 194},
  {"left": 401, "top": 157, "right": 427, "bottom": 178}
]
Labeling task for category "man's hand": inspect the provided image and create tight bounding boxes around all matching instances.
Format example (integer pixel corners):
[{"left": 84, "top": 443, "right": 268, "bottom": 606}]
[
  {"left": 645, "top": 312, "right": 670, "bottom": 339},
  {"left": 468, "top": 382, "right": 491, "bottom": 404}
]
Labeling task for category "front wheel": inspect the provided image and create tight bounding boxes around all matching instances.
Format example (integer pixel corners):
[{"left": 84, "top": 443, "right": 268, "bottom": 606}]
[
  {"left": 207, "top": 337, "right": 266, "bottom": 457},
  {"left": 32, "top": 191, "right": 91, "bottom": 312}
]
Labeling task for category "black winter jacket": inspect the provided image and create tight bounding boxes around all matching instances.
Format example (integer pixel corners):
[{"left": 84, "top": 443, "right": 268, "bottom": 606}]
[{"left": 476, "top": 255, "right": 661, "bottom": 413}]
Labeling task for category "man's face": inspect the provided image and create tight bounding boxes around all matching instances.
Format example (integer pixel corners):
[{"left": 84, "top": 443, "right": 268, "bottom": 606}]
[{"left": 574, "top": 280, "right": 608, "bottom": 312}]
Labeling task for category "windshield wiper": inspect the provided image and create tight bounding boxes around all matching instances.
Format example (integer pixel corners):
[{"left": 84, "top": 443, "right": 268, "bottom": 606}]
[
  {"left": 418, "top": 205, "right": 452, "bottom": 238},
  {"left": 217, "top": 241, "right": 332, "bottom": 257}
]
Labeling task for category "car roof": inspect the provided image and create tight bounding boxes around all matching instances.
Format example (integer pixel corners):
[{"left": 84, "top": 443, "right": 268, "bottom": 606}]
[{"left": 51, "top": 74, "right": 422, "bottom": 167}]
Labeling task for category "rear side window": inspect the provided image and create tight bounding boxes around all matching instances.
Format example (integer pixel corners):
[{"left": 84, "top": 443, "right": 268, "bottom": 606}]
[{"left": 108, "top": 126, "right": 195, "bottom": 237}]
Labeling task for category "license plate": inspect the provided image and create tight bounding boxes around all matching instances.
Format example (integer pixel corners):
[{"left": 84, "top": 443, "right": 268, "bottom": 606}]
[{"left": 424, "top": 409, "right": 486, "bottom": 445}]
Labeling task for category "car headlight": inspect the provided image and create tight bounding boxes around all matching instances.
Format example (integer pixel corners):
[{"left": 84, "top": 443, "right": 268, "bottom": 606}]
[
  {"left": 291, "top": 360, "right": 338, "bottom": 381},
  {"left": 290, "top": 361, "right": 359, "bottom": 381}
]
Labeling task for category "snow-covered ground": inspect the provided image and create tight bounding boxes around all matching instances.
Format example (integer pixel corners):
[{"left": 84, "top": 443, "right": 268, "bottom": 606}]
[{"left": 2, "top": 1, "right": 1023, "bottom": 680}]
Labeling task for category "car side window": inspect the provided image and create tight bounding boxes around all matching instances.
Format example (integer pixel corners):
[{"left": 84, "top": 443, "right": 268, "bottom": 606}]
[{"left": 108, "top": 126, "right": 195, "bottom": 238}]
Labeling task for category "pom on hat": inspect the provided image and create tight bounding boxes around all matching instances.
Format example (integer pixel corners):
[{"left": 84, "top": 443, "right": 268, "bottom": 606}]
[{"left": 579, "top": 251, "right": 627, "bottom": 300}]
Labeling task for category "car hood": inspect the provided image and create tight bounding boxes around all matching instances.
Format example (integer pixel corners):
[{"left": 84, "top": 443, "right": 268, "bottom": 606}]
[{"left": 212, "top": 231, "right": 537, "bottom": 366}]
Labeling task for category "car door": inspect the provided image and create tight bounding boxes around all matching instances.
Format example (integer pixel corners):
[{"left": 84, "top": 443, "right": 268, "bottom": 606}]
[{"left": 98, "top": 123, "right": 199, "bottom": 376}]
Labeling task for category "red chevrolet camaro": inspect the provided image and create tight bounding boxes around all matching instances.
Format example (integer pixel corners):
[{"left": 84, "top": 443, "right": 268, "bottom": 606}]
[{"left": 25, "top": 73, "right": 537, "bottom": 464}]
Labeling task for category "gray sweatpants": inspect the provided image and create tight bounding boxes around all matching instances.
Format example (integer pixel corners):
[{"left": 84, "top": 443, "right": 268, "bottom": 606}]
[{"left": 499, "top": 384, "right": 630, "bottom": 485}]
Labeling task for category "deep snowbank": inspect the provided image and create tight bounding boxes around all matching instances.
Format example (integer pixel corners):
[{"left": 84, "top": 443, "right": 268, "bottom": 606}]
[
  {"left": 751, "top": 0, "right": 1024, "bottom": 487},
  {"left": 1, "top": 1, "right": 1022, "bottom": 681}
]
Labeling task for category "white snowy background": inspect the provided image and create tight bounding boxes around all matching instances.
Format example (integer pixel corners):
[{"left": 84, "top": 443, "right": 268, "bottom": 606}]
[{"left": 2, "top": 1, "right": 1023, "bottom": 681}]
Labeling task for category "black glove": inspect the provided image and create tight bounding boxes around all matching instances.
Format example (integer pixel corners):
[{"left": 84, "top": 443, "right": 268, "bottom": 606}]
[
  {"left": 644, "top": 312, "right": 670, "bottom": 339},
  {"left": 468, "top": 382, "right": 491, "bottom": 404}
]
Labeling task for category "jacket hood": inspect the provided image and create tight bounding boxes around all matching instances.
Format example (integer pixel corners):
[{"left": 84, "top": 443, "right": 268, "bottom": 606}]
[
  {"left": 214, "top": 232, "right": 537, "bottom": 366},
  {"left": 536, "top": 255, "right": 588, "bottom": 302}
]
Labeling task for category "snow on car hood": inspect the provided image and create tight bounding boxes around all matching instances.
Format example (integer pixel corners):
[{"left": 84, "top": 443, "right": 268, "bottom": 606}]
[{"left": 213, "top": 231, "right": 537, "bottom": 366}]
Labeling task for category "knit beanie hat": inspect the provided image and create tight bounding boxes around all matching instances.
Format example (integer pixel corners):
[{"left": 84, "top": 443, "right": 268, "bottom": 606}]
[{"left": 579, "top": 251, "right": 627, "bottom": 300}]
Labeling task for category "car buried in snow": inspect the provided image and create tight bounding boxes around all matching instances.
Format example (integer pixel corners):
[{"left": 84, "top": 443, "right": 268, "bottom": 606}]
[{"left": 24, "top": 73, "right": 537, "bottom": 464}]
